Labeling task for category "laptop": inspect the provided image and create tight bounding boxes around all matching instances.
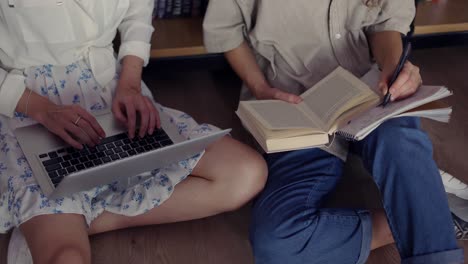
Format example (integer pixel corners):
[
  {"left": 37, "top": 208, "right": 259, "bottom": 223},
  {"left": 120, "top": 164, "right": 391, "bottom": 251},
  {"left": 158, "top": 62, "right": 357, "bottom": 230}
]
[{"left": 14, "top": 110, "right": 230, "bottom": 199}]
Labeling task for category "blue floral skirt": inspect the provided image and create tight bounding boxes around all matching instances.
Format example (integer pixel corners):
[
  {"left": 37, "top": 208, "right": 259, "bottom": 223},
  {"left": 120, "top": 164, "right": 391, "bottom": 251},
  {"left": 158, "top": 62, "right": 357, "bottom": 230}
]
[{"left": 0, "top": 60, "right": 218, "bottom": 232}]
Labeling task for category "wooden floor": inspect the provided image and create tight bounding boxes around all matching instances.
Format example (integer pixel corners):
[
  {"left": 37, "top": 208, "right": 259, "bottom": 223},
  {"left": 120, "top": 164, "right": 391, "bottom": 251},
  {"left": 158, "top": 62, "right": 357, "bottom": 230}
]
[{"left": 1, "top": 46, "right": 468, "bottom": 263}]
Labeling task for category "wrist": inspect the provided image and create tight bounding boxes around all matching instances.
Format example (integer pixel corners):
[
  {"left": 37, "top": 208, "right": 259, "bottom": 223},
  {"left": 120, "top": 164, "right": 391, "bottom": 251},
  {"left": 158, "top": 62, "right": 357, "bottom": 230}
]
[
  {"left": 379, "top": 60, "right": 399, "bottom": 81},
  {"left": 118, "top": 71, "right": 142, "bottom": 93},
  {"left": 28, "top": 96, "right": 55, "bottom": 123},
  {"left": 120, "top": 55, "right": 143, "bottom": 80},
  {"left": 250, "top": 80, "right": 270, "bottom": 95},
  {"left": 117, "top": 78, "right": 141, "bottom": 94}
]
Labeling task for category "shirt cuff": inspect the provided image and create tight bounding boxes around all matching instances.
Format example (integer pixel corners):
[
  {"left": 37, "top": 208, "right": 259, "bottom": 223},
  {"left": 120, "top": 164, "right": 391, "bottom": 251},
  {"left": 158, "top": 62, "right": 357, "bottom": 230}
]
[
  {"left": 0, "top": 71, "right": 26, "bottom": 118},
  {"left": 366, "top": 20, "right": 412, "bottom": 35},
  {"left": 117, "top": 41, "right": 151, "bottom": 66}
]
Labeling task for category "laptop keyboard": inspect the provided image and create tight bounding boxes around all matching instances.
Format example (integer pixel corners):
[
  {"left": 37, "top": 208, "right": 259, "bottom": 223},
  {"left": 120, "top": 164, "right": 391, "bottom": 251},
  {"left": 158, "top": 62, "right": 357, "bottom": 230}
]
[{"left": 38, "top": 129, "right": 174, "bottom": 187}]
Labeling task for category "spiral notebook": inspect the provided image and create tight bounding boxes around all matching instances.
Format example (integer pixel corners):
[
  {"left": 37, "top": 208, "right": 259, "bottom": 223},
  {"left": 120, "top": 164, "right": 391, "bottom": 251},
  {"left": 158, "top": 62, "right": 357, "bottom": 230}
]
[{"left": 236, "top": 66, "right": 452, "bottom": 153}]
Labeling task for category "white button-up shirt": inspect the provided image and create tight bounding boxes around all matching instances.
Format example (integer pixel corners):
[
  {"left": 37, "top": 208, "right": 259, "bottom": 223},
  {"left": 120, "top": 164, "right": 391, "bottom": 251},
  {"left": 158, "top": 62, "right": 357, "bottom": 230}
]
[{"left": 0, "top": 0, "right": 154, "bottom": 117}]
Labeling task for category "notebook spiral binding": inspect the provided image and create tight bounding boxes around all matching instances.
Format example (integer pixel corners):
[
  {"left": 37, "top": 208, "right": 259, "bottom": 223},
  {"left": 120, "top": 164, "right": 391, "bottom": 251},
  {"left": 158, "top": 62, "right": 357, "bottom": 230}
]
[{"left": 335, "top": 131, "right": 358, "bottom": 142}]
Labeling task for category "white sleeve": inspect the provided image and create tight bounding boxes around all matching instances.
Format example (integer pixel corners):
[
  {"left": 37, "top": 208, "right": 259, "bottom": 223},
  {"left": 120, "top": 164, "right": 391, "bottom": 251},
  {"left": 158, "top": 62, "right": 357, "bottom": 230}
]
[
  {"left": 0, "top": 68, "right": 26, "bottom": 118},
  {"left": 117, "top": 0, "right": 155, "bottom": 66}
]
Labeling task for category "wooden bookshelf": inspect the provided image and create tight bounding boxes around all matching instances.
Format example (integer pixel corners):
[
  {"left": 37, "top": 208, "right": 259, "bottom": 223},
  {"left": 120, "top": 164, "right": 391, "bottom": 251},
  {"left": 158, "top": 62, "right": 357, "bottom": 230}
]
[
  {"left": 414, "top": 0, "right": 468, "bottom": 35},
  {"left": 150, "top": 0, "right": 468, "bottom": 58},
  {"left": 151, "top": 17, "right": 205, "bottom": 58}
]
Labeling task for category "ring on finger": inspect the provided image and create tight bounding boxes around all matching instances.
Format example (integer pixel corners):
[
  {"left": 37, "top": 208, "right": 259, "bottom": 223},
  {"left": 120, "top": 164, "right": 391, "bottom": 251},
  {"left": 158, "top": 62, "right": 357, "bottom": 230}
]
[{"left": 74, "top": 115, "right": 82, "bottom": 126}]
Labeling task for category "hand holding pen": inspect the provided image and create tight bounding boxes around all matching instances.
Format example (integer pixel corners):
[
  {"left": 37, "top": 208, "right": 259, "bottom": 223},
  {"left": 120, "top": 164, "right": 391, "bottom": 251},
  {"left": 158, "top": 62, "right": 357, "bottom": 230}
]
[{"left": 379, "top": 42, "right": 423, "bottom": 107}]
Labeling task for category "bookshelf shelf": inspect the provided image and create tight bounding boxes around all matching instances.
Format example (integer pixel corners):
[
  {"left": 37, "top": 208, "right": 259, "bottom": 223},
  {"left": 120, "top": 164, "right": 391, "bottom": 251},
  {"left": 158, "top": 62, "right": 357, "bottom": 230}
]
[
  {"left": 414, "top": 0, "right": 468, "bottom": 35},
  {"left": 151, "top": 17, "right": 206, "bottom": 58},
  {"left": 149, "top": 0, "right": 468, "bottom": 59}
]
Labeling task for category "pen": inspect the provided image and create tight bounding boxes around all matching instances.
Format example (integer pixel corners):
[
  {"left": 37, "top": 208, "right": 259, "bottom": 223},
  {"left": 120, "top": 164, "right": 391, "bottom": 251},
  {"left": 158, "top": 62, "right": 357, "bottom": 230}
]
[{"left": 380, "top": 41, "right": 412, "bottom": 107}]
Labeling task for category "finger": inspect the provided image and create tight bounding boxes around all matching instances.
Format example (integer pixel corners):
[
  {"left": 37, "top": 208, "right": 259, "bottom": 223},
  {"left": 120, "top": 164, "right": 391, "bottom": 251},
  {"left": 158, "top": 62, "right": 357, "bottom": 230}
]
[
  {"left": 75, "top": 118, "right": 101, "bottom": 145},
  {"left": 112, "top": 100, "right": 128, "bottom": 125},
  {"left": 65, "top": 122, "right": 94, "bottom": 147},
  {"left": 273, "top": 89, "right": 302, "bottom": 104},
  {"left": 393, "top": 77, "right": 420, "bottom": 101},
  {"left": 154, "top": 104, "right": 161, "bottom": 129},
  {"left": 55, "top": 128, "right": 83, "bottom": 149},
  {"left": 378, "top": 82, "right": 388, "bottom": 95},
  {"left": 391, "top": 65, "right": 420, "bottom": 101},
  {"left": 144, "top": 97, "right": 157, "bottom": 134},
  {"left": 76, "top": 108, "right": 106, "bottom": 139},
  {"left": 124, "top": 99, "right": 137, "bottom": 139},
  {"left": 411, "top": 65, "right": 422, "bottom": 88},
  {"left": 388, "top": 62, "right": 412, "bottom": 98},
  {"left": 136, "top": 99, "right": 150, "bottom": 138}
]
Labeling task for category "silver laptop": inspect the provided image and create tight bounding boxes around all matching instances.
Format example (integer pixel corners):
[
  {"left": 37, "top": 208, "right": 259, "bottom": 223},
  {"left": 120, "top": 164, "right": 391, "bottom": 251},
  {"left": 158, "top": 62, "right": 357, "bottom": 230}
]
[{"left": 14, "top": 110, "right": 230, "bottom": 199}]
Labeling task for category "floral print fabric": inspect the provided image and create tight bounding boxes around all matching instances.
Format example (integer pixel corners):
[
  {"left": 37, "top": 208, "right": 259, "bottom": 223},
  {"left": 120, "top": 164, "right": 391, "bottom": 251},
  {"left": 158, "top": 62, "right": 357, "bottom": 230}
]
[{"left": 0, "top": 60, "right": 217, "bottom": 232}]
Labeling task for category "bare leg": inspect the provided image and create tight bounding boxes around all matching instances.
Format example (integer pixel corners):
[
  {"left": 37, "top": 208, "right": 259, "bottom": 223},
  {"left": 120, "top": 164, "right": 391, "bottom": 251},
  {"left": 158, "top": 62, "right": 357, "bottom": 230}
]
[
  {"left": 89, "top": 136, "right": 267, "bottom": 234},
  {"left": 17, "top": 137, "right": 266, "bottom": 263},
  {"left": 371, "top": 209, "right": 395, "bottom": 250},
  {"left": 20, "top": 214, "right": 90, "bottom": 264}
]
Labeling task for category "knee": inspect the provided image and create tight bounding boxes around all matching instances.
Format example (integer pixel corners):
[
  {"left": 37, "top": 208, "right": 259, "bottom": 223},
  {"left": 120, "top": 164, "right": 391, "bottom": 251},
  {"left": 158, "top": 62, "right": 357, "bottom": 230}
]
[
  {"left": 221, "top": 150, "right": 268, "bottom": 212},
  {"left": 48, "top": 245, "right": 90, "bottom": 264},
  {"left": 250, "top": 213, "right": 319, "bottom": 264},
  {"left": 372, "top": 119, "right": 433, "bottom": 157},
  {"left": 250, "top": 220, "right": 283, "bottom": 261}
]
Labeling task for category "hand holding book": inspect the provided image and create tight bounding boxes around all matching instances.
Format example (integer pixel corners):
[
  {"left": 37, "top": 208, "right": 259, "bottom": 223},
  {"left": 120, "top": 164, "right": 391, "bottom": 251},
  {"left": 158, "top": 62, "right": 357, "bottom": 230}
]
[
  {"left": 252, "top": 83, "right": 303, "bottom": 104},
  {"left": 237, "top": 66, "right": 452, "bottom": 153}
]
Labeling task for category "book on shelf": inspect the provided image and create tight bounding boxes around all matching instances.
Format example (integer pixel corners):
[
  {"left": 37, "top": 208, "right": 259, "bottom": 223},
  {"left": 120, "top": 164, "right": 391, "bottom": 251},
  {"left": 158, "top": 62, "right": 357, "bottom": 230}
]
[
  {"left": 181, "top": 0, "right": 192, "bottom": 17},
  {"left": 156, "top": 0, "right": 167, "bottom": 19},
  {"left": 236, "top": 66, "right": 452, "bottom": 153},
  {"left": 165, "top": 0, "right": 174, "bottom": 18},
  {"left": 154, "top": 0, "right": 207, "bottom": 18},
  {"left": 191, "top": 0, "right": 202, "bottom": 17},
  {"left": 152, "top": 0, "right": 158, "bottom": 19},
  {"left": 173, "top": 0, "right": 182, "bottom": 17}
]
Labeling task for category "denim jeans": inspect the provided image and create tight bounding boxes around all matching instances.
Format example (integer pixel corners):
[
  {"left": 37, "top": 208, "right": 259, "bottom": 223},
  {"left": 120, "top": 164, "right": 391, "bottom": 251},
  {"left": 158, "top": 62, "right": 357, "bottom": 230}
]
[{"left": 250, "top": 117, "right": 463, "bottom": 264}]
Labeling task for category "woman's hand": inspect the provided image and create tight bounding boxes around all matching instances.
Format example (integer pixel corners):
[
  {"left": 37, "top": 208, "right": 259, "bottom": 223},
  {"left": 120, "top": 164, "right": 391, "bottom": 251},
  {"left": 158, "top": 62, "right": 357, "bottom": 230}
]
[
  {"left": 15, "top": 89, "right": 104, "bottom": 149},
  {"left": 112, "top": 79, "right": 160, "bottom": 139},
  {"left": 112, "top": 55, "right": 160, "bottom": 139},
  {"left": 379, "top": 61, "right": 422, "bottom": 102},
  {"left": 253, "top": 83, "right": 303, "bottom": 104},
  {"left": 32, "top": 101, "right": 106, "bottom": 149}
]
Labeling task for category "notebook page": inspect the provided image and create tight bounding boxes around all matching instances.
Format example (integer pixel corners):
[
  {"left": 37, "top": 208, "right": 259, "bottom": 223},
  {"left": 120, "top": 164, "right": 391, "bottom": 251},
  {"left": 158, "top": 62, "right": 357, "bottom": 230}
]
[
  {"left": 396, "top": 108, "right": 452, "bottom": 123},
  {"left": 360, "top": 66, "right": 381, "bottom": 93},
  {"left": 338, "top": 85, "right": 452, "bottom": 140}
]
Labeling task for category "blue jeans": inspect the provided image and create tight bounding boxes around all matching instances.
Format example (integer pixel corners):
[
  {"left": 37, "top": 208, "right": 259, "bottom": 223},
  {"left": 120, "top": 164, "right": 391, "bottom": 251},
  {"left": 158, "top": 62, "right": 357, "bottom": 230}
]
[{"left": 250, "top": 117, "right": 463, "bottom": 264}]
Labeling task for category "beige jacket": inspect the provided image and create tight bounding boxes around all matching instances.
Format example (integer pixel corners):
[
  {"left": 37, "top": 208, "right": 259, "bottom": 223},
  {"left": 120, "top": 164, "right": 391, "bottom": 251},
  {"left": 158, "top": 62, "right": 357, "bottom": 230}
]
[{"left": 203, "top": 0, "right": 415, "bottom": 160}]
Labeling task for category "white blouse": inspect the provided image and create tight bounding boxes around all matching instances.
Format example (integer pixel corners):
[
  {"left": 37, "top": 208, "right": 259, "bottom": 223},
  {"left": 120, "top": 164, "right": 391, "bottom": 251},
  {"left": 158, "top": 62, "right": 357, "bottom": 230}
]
[{"left": 0, "top": 0, "right": 154, "bottom": 117}]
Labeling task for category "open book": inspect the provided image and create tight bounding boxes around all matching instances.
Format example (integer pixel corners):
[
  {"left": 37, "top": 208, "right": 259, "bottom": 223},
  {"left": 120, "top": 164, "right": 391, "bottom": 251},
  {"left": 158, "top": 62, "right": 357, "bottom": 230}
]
[{"left": 236, "top": 66, "right": 452, "bottom": 153}]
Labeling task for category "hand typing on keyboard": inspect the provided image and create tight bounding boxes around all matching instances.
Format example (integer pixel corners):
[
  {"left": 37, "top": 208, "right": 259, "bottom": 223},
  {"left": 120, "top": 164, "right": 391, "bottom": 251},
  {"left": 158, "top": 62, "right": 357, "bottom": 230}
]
[
  {"left": 25, "top": 97, "right": 106, "bottom": 149},
  {"left": 111, "top": 56, "right": 161, "bottom": 139}
]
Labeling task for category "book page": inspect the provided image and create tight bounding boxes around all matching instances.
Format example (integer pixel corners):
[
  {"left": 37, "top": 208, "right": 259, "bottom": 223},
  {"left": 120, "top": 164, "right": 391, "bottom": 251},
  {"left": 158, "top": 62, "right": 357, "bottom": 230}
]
[
  {"left": 240, "top": 100, "right": 322, "bottom": 130},
  {"left": 360, "top": 65, "right": 381, "bottom": 93},
  {"left": 338, "top": 85, "right": 452, "bottom": 140},
  {"left": 300, "top": 67, "right": 379, "bottom": 131}
]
